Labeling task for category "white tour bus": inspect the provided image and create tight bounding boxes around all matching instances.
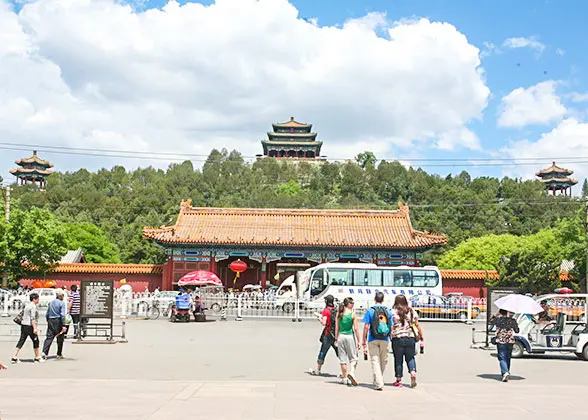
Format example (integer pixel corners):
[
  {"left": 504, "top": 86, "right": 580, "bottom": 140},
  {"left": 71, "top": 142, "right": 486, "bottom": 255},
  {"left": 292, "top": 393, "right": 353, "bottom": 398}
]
[{"left": 275, "top": 262, "right": 442, "bottom": 312}]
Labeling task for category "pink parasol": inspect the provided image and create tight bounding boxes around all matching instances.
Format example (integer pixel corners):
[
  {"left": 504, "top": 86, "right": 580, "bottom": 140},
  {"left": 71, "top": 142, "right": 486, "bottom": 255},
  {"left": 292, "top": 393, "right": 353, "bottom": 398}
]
[{"left": 177, "top": 271, "right": 222, "bottom": 287}]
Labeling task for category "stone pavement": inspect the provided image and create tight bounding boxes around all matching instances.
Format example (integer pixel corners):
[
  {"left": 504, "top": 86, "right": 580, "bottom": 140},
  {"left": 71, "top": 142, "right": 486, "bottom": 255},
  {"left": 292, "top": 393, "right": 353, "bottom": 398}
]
[
  {"left": 1, "top": 319, "right": 587, "bottom": 419},
  {"left": 3, "top": 378, "right": 584, "bottom": 420}
]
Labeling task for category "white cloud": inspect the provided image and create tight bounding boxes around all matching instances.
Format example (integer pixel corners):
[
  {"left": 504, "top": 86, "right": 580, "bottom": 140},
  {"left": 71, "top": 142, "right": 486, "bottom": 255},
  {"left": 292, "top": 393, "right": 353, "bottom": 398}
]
[
  {"left": 503, "top": 118, "right": 588, "bottom": 184},
  {"left": 435, "top": 127, "right": 481, "bottom": 151},
  {"left": 0, "top": 0, "right": 489, "bottom": 175},
  {"left": 502, "top": 36, "right": 545, "bottom": 53},
  {"left": 497, "top": 81, "right": 566, "bottom": 128},
  {"left": 570, "top": 92, "right": 588, "bottom": 103},
  {"left": 556, "top": 48, "right": 565, "bottom": 56}
]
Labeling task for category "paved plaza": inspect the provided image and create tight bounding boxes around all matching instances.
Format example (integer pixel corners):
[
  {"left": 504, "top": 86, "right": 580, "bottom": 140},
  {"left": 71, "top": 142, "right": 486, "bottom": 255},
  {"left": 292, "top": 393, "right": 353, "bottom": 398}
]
[{"left": 1, "top": 318, "right": 587, "bottom": 419}]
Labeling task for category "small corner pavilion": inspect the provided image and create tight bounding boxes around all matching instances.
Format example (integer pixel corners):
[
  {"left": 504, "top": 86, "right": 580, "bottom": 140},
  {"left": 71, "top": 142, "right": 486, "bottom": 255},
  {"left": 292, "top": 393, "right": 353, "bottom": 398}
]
[
  {"left": 535, "top": 161, "right": 578, "bottom": 196},
  {"left": 143, "top": 201, "right": 446, "bottom": 290},
  {"left": 9, "top": 150, "right": 54, "bottom": 189}
]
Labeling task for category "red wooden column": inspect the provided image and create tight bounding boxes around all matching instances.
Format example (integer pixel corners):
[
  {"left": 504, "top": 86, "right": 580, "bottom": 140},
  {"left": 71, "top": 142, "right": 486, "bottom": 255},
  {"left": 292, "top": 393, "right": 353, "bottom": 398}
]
[
  {"left": 209, "top": 256, "right": 217, "bottom": 274},
  {"left": 162, "top": 256, "right": 173, "bottom": 291},
  {"left": 260, "top": 258, "right": 267, "bottom": 289}
]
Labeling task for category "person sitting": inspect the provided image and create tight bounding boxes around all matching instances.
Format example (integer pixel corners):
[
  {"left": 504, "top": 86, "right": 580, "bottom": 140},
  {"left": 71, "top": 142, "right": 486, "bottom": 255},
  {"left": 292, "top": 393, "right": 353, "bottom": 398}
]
[{"left": 193, "top": 296, "right": 206, "bottom": 322}]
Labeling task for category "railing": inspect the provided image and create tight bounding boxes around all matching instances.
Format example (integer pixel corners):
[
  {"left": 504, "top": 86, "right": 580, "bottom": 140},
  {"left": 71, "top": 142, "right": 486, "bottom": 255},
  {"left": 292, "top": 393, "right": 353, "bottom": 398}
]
[{"left": 1, "top": 290, "right": 488, "bottom": 323}]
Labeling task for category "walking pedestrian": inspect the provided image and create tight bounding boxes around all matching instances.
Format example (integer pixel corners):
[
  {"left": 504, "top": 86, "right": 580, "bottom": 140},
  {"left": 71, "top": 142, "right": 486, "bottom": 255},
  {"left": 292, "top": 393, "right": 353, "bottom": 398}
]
[
  {"left": 490, "top": 309, "right": 519, "bottom": 382},
  {"left": 11, "top": 292, "right": 41, "bottom": 364},
  {"left": 334, "top": 297, "right": 360, "bottom": 386},
  {"left": 41, "top": 289, "right": 68, "bottom": 361},
  {"left": 362, "top": 292, "right": 393, "bottom": 391},
  {"left": 309, "top": 295, "right": 339, "bottom": 376},
  {"left": 68, "top": 285, "right": 81, "bottom": 338},
  {"left": 390, "top": 295, "right": 423, "bottom": 388}
]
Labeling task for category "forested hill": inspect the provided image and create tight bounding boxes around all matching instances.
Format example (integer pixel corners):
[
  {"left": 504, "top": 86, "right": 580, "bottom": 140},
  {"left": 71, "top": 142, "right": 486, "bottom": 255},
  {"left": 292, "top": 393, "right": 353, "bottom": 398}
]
[{"left": 3, "top": 149, "right": 584, "bottom": 265}]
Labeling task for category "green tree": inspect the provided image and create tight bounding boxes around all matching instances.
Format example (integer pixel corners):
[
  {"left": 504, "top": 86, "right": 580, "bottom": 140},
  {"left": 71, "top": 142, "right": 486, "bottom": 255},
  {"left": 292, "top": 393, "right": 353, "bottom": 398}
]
[
  {"left": 582, "top": 179, "right": 588, "bottom": 198},
  {"left": 437, "top": 234, "right": 525, "bottom": 270},
  {"left": 491, "top": 250, "right": 564, "bottom": 294},
  {"left": 3, "top": 208, "right": 68, "bottom": 284},
  {"left": 355, "top": 151, "right": 377, "bottom": 169},
  {"left": 64, "top": 223, "right": 121, "bottom": 263}
]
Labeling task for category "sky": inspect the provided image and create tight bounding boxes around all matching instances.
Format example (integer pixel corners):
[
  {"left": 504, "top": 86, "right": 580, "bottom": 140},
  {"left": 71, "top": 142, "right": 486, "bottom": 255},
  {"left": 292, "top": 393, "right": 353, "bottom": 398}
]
[{"left": 1, "top": 0, "right": 588, "bottom": 186}]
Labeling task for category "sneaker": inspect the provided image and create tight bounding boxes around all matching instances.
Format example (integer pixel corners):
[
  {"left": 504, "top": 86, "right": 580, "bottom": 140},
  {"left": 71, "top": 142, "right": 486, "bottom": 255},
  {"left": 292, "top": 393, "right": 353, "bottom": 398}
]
[
  {"left": 347, "top": 373, "right": 358, "bottom": 386},
  {"left": 502, "top": 373, "right": 509, "bottom": 382},
  {"left": 410, "top": 375, "right": 417, "bottom": 389},
  {"left": 374, "top": 386, "right": 383, "bottom": 391},
  {"left": 40, "top": 354, "right": 47, "bottom": 363},
  {"left": 11, "top": 358, "right": 19, "bottom": 364},
  {"left": 34, "top": 358, "right": 41, "bottom": 363},
  {"left": 393, "top": 381, "right": 402, "bottom": 387},
  {"left": 308, "top": 368, "right": 321, "bottom": 376},
  {"left": 56, "top": 355, "right": 64, "bottom": 360}
]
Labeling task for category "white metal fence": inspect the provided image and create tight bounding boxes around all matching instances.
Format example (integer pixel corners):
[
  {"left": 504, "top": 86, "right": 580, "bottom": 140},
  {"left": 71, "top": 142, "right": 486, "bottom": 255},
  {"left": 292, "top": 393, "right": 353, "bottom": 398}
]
[{"left": 1, "top": 290, "right": 489, "bottom": 323}]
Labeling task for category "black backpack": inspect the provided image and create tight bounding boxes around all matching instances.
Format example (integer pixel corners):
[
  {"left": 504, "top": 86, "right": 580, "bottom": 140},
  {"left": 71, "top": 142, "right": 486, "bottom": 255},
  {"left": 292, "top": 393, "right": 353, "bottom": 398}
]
[
  {"left": 370, "top": 306, "right": 391, "bottom": 339},
  {"left": 321, "top": 307, "right": 337, "bottom": 340}
]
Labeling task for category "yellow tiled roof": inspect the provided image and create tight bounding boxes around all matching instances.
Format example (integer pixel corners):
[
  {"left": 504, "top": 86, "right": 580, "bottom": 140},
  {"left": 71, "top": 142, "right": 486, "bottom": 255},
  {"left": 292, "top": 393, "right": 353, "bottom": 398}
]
[
  {"left": 15, "top": 152, "right": 53, "bottom": 168},
  {"left": 53, "top": 263, "right": 163, "bottom": 274},
  {"left": 536, "top": 161, "right": 574, "bottom": 176},
  {"left": 441, "top": 270, "right": 500, "bottom": 280},
  {"left": 273, "top": 117, "right": 311, "bottom": 128},
  {"left": 143, "top": 201, "right": 446, "bottom": 249}
]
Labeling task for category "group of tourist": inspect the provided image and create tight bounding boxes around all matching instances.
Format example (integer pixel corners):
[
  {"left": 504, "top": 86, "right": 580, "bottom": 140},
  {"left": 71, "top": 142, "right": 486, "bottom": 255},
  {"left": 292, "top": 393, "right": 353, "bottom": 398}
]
[
  {"left": 309, "top": 292, "right": 521, "bottom": 388},
  {"left": 10, "top": 285, "right": 81, "bottom": 364},
  {"left": 309, "top": 291, "right": 424, "bottom": 390}
]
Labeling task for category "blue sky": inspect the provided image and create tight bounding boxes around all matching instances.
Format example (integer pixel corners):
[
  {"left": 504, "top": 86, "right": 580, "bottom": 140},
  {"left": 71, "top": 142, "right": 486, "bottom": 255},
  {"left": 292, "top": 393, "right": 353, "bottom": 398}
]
[{"left": 2, "top": 0, "right": 588, "bottom": 183}]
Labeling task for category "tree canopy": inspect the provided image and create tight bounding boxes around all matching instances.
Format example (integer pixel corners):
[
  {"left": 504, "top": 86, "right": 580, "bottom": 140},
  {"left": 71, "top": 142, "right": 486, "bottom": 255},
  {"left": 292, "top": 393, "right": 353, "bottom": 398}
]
[
  {"left": 2, "top": 150, "right": 583, "bottom": 270},
  {"left": 2, "top": 207, "right": 68, "bottom": 284}
]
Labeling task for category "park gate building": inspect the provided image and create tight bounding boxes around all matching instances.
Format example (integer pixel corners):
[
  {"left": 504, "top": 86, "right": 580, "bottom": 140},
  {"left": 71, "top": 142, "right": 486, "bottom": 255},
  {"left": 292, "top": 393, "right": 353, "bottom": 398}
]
[{"left": 142, "top": 200, "right": 447, "bottom": 290}]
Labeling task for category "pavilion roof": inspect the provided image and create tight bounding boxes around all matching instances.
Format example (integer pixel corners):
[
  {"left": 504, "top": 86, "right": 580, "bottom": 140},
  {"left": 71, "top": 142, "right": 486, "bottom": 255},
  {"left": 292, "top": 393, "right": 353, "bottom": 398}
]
[
  {"left": 143, "top": 201, "right": 447, "bottom": 249},
  {"left": 262, "top": 140, "right": 323, "bottom": 147},
  {"left": 536, "top": 161, "right": 574, "bottom": 177},
  {"left": 272, "top": 117, "right": 312, "bottom": 129},
  {"left": 14, "top": 151, "right": 54, "bottom": 168},
  {"left": 267, "top": 132, "right": 317, "bottom": 139},
  {"left": 538, "top": 176, "right": 578, "bottom": 186},
  {"left": 9, "top": 167, "right": 53, "bottom": 176}
]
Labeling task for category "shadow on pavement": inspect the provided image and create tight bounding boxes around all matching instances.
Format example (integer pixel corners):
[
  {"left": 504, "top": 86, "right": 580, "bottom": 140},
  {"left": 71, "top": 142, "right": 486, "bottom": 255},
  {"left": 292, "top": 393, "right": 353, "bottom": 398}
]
[
  {"left": 477, "top": 374, "right": 525, "bottom": 381},
  {"left": 489, "top": 352, "right": 578, "bottom": 361}
]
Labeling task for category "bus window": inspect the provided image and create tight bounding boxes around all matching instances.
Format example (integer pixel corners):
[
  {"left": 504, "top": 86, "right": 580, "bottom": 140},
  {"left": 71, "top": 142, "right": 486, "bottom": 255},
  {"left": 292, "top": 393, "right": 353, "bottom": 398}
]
[
  {"left": 412, "top": 272, "right": 425, "bottom": 287},
  {"left": 424, "top": 270, "right": 440, "bottom": 287},
  {"left": 395, "top": 270, "right": 412, "bottom": 287},
  {"left": 353, "top": 269, "right": 382, "bottom": 286},
  {"left": 326, "top": 269, "right": 352, "bottom": 286},
  {"left": 382, "top": 270, "right": 395, "bottom": 287},
  {"left": 310, "top": 269, "right": 327, "bottom": 296}
]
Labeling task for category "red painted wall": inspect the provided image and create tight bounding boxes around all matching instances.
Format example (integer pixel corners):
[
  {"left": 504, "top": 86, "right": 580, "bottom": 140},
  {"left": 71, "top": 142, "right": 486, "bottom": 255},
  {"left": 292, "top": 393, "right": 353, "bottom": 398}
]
[{"left": 442, "top": 279, "right": 486, "bottom": 298}]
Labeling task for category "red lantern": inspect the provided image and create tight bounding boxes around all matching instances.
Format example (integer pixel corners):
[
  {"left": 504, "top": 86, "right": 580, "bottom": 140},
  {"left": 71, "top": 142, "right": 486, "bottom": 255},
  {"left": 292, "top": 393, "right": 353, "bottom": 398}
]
[
  {"left": 31, "top": 280, "right": 44, "bottom": 289},
  {"left": 229, "top": 259, "right": 247, "bottom": 275}
]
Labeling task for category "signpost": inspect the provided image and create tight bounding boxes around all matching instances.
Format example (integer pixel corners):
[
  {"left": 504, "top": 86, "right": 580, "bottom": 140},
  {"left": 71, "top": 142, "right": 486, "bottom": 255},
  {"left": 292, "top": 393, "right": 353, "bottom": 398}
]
[
  {"left": 486, "top": 287, "right": 519, "bottom": 347},
  {"left": 80, "top": 279, "right": 115, "bottom": 341}
]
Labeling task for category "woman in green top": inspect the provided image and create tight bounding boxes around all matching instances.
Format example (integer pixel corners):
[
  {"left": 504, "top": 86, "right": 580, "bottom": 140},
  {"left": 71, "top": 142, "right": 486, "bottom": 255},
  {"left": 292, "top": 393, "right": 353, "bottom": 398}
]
[{"left": 335, "top": 297, "right": 361, "bottom": 386}]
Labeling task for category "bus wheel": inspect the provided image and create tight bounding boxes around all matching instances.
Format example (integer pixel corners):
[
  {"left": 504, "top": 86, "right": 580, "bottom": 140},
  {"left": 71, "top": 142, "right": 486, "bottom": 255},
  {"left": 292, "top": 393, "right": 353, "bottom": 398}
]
[
  {"left": 282, "top": 303, "right": 294, "bottom": 313},
  {"left": 457, "top": 312, "right": 468, "bottom": 322},
  {"left": 210, "top": 303, "right": 221, "bottom": 313}
]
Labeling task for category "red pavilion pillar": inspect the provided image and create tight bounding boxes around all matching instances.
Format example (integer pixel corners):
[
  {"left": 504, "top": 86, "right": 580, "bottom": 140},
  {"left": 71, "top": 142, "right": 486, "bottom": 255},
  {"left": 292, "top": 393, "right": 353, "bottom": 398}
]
[
  {"left": 260, "top": 257, "right": 267, "bottom": 289},
  {"left": 209, "top": 256, "right": 217, "bottom": 274}
]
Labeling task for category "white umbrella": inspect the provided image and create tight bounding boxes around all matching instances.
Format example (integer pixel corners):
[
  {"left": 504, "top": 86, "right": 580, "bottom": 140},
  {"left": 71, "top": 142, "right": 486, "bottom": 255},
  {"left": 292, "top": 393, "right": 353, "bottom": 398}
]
[{"left": 494, "top": 294, "right": 544, "bottom": 315}]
